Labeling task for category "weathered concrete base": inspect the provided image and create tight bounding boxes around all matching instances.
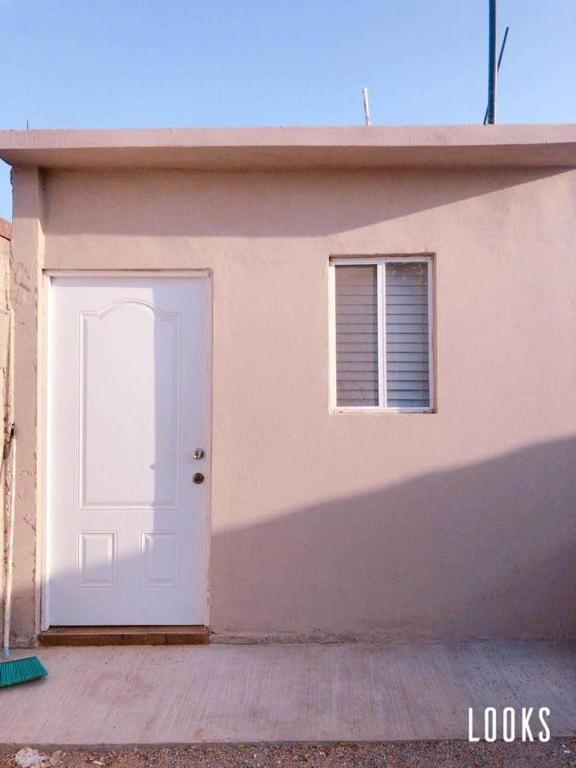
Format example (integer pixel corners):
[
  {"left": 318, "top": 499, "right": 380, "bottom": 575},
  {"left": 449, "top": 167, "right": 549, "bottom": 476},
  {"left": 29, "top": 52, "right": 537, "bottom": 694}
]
[{"left": 0, "top": 641, "right": 573, "bottom": 744}]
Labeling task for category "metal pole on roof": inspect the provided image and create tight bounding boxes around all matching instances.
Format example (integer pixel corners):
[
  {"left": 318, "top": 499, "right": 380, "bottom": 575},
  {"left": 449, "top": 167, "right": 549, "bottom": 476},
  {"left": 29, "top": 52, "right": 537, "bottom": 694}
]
[
  {"left": 362, "top": 87, "right": 372, "bottom": 126},
  {"left": 483, "top": 25, "right": 509, "bottom": 124},
  {"left": 486, "top": 0, "right": 497, "bottom": 124}
]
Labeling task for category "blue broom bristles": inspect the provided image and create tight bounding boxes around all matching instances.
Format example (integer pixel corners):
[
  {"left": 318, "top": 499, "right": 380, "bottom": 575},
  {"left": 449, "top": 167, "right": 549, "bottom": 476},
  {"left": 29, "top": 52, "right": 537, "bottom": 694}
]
[{"left": 0, "top": 656, "right": 48, "bottom": 687}]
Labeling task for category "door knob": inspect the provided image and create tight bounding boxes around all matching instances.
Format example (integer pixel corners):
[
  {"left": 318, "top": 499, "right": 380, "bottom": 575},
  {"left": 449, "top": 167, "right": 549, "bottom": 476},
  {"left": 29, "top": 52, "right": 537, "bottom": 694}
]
[
  {"left": 192, "top": 449, "right": 205, "bottom": 460},
  {"left": 193, "top": 473, "right": 205, "bottom": 484}
]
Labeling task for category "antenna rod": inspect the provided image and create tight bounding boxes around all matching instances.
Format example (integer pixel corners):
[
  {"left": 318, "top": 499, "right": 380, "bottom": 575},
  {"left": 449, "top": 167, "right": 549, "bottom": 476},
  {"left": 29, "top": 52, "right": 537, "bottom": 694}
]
[
  {"left": 362, "top": 87, "right": 371, "bottom": 127},
  {"left": 497, "top": 25, "right": 510, "bottom": 71},
  {"left": 486, "top": 0, "right": 497, "bottom": 124}
]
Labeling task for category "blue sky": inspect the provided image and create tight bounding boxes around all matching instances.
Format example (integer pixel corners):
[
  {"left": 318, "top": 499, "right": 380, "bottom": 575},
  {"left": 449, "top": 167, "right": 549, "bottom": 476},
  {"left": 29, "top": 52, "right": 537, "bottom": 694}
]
[{"left": 1, "top": 0, "right": 575, "bottom": 219}]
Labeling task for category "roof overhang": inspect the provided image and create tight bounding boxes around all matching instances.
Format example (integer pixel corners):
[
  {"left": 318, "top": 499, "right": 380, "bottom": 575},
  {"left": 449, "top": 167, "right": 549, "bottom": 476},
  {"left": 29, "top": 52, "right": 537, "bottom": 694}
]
[{"left": 0, "top": 125, "right": 576, "bottom": 170}]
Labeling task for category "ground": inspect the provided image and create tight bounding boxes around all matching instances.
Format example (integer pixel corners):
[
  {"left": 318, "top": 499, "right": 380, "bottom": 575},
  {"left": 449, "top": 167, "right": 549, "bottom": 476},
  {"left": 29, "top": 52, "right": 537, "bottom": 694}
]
[
  {"left": 1, "top": 741, "right": 576, "bottom": 768},
  {"left": 4, "top": 643, "right": 575, "bottom": 743}
]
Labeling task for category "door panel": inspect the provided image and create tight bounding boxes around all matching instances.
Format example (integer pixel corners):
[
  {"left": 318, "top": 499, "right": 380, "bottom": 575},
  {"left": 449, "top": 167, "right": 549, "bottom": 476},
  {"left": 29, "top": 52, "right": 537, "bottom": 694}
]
[{"left": 46, "top": 276, "right": 211, "bottom": 626}]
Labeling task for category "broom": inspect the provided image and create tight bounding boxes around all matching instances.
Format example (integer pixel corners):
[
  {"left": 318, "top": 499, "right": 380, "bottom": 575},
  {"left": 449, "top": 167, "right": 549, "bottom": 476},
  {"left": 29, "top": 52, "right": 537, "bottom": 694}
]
[{"left": 0, "top": 423, "right": 47, "bottom": 687}]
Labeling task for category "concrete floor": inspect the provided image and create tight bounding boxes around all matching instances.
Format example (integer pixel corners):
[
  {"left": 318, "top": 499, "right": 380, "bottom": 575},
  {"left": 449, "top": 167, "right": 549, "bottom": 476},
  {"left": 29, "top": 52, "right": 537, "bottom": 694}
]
[{"left": 0, "top": 641, "right": 574, "bottom": 744}]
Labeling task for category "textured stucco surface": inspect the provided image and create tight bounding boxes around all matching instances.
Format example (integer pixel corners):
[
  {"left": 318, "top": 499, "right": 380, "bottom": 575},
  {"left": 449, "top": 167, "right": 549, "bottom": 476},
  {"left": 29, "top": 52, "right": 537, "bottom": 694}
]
[
  {"left": 3, "top": 124, "right": 576, "bottom": 168},
  {"left": 8, "top": 162, "right": 576, "bottom": 643},
  {"left": 0, "top": 229, "right": 10, "bottom": 635},
  {"left": 8, "top": 169, "right": 43, "bottom": 645}
]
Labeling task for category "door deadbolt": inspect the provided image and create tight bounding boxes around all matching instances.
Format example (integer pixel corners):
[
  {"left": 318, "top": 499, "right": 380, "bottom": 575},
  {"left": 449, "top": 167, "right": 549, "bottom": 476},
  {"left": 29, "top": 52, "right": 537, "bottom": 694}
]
[
  {"left": 192, "top": 449, "right": 205, "bottom": 460},
  {"left": 193, "top": 472, "right": 205, "bottom": 484}
]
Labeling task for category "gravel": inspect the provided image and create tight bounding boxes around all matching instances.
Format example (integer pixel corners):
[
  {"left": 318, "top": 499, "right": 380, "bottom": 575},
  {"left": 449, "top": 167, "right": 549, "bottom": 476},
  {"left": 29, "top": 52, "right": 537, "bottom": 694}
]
[{"left": 1, "top": 740, "right": 575, "bottom": 768}]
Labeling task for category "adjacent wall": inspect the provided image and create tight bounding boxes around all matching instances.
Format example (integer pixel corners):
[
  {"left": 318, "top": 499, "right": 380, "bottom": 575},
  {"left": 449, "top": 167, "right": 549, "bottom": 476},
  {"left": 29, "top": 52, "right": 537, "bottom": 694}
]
[
  {"left": 10, "top": 164, "right": 576, "bottom": 644},
  {"left": 0, "top": 219, "right": 11, "bottom": 637}
]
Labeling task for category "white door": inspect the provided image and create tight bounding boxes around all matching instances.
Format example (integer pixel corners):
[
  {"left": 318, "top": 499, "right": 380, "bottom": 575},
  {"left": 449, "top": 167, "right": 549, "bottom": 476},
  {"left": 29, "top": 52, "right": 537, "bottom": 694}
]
[{"left": 46, "top": 275, "right": 211, "bottom": 626}]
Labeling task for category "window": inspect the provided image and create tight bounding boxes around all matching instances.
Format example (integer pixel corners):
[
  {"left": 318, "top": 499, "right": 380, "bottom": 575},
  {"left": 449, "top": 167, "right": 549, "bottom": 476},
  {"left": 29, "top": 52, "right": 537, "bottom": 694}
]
[{"left": 332, "top": 256, "right": 434, "bottom": 411}]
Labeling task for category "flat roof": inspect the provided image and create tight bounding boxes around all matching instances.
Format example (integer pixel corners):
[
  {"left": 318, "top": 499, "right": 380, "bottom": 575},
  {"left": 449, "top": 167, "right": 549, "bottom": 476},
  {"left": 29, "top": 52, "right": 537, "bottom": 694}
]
[{"left": 0, "top": 125, "right": 575, "bottom": 170}]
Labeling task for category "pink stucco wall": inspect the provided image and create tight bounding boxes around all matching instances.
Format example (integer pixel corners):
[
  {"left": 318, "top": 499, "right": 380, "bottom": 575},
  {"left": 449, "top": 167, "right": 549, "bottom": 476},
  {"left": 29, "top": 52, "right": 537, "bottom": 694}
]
[{"left": 9, "top": 161, "right": 576, "bottom": 642}]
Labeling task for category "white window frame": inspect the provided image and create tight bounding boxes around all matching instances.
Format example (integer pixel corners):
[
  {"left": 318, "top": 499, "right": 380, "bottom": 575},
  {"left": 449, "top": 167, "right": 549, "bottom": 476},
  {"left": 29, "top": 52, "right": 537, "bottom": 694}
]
[{"left": 329, "top": 255, "right": 435, "bottom": 414}]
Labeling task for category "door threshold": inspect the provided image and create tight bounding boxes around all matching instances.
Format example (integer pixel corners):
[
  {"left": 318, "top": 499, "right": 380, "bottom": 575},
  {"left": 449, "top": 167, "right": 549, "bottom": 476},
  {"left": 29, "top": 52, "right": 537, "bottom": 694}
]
[{"left": 39, "top": 625, "right": 210, "bottom": 646}]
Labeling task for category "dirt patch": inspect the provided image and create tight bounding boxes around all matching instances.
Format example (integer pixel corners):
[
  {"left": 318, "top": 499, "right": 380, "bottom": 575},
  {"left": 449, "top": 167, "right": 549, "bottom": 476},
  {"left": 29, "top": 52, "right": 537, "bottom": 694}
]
[{"left": 0, "top": 741, "right": 575, "bottom": 768}]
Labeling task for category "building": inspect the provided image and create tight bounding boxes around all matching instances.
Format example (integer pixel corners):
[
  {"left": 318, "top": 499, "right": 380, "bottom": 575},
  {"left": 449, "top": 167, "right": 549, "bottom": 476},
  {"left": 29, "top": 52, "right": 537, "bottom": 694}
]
[{"left": 0, "top": 125, "right": 575, "bottom": 646}]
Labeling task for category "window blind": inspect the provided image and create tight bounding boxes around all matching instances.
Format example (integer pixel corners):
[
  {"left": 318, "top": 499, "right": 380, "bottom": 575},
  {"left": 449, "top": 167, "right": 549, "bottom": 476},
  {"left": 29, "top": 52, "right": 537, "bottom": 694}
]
[
  {"left": 334, "top": 260, "right": 431, "bottom": 409},
  {"left": 385, "top": 263, "right": 430, "bottom": 408},
  {"left": 335, "top": 265, "right": 379, "bottom": 406}
]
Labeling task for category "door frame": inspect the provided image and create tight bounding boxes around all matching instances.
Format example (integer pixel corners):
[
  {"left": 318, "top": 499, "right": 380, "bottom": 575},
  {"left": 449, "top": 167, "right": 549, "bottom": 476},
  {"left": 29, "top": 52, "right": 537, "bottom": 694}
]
[{"left": 40, "top": 269, "right": 213, "bottom": 631}]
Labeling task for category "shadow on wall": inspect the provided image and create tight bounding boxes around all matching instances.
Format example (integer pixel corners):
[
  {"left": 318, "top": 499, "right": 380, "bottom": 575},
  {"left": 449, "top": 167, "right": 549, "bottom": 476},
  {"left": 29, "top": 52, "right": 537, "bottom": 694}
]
[
  {"left": 7, "top": 434, "right": 576, "bottom": 645},
  {"left": 210, "top": 437, "right": 576, "bottom": 642},
  {"left": 42, "top": 166, "right": 571, "bottom": 238}
]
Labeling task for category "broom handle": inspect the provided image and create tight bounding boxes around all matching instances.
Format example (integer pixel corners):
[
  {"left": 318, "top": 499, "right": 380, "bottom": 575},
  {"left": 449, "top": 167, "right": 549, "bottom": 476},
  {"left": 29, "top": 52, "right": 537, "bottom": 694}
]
[{"left": 2, "top": 425, "right": 15, "bottom": 658}]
